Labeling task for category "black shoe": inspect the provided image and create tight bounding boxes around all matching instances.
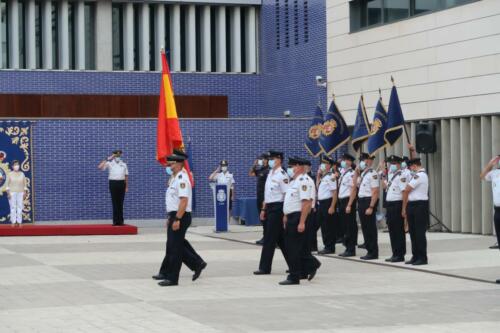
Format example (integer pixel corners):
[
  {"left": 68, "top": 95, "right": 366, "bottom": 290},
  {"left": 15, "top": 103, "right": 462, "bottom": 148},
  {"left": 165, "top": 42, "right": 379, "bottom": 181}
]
[
  {"left": 385, "top": 257, "right": 395, "bottom": 262},
  {"left": 412, "top": 259, "right": 428, "bottom": 266},
  {"left": 318, "top": 248, "right": 335, "bottom": 255},
  {"left": 192, "top": 262, "right": 207, "bottom": 281},
  {"left": 253, "top": 270, "right": 270, "bottom": 275},
  {"left": 338, "top": 251, "right": 355, "bottom": 257},
  {"left": 391, "top": 257, "right": 405, "bottom": 263},
  {"left": 360, "top": 254, "right": 378, "bottom": 260},
  {"left": 158, "top": 279, "right": 178, "bottom": 287},
  {"left": 152, "top": 274, "right": 166, "bottom": 280},
  {"left": 489, "top": 244, "right": 499, "bottom": 249},
  {"left": 279, "top": 279, "right": 299, "bottom": 285},
  {"left": 256, "top": 238, "right": 264, "bottom": 245},
  {"left": 405, "top": 257, "right": 416, "bottom": 265},
  {"left": 308, "top": 270, "right": 318, "bottom": 281},
  {"left": 336, "top": 238, "right": 344, "bottom": 244},
  {"left": 357, "top": 243, "right": 366, "bottom": 249}
]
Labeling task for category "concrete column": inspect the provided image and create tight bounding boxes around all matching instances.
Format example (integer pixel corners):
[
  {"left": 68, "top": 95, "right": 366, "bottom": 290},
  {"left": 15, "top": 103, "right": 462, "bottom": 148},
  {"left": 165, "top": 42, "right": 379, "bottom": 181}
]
[
  {"left": 200, "top": 5, "right": 211, "bottom": 72},
  {"left": 216, "top": 6, "right": 226, "bottom": 72},
  {"left": 245, "top": 6, "right": 257, "bottom": 73},
  {"left": 186, "top": 5, "right": 196, "bottom": 72},
  {"left": 450, "top": 119, "right": 461, "bottom": 232},
  {"left": 58, "top": 0, "right": 69, "bottom": 69},
  {"left": 440, "top": 119, "right": 452, "bottom": 230},
  {"left": 95, "top": 0, "right": 112, "bottom": 71},
  {"left": 26, "top": 0, "right": 36, "bottom": 68},
  {"left": 154, "top": 4, "right": 165, "bottom": 71},
  {"left": 230, "top": 6, "right": 241, "bottom": 72},
  {"left": 139, "top": 2, "right": 150, "bottom": 71},
  {"left": 42, "top": 0, "right": 53, "bottom": 69},
  {"left": 460, "top": 118, "right": 472, "bottom": 233},
  {"left": 8, "top": 0, "right": 20, "bottom": 69},
  {"left": 170, "top": 4, "right": 181, "bottom": 71},
  {"left": 492, "top": 115, "right": 500, "bottom": 236},
  {"left": 480, "top": 116, "right": 493, "bottom": 234},
  {"left": 75, "top": 0, "right": 85, "bottom": 69},
  {"left": 123, "top": 2, "right": 134, "bottom": 71},
  {"left": 470, "top": 117, "right": 482, "bottom": 234}
]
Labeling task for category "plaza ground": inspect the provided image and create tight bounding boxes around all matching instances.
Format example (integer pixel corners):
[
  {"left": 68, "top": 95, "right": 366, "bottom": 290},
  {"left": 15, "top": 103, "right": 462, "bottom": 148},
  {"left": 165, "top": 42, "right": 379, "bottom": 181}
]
[{"left": 0, "top": 222, "right": 499, "bottom": 332}]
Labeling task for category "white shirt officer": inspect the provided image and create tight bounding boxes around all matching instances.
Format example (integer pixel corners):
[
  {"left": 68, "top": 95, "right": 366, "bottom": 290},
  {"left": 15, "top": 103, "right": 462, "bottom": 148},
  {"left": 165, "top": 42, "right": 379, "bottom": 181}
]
[
  {"left": 215, "top": 172, "right": 235, "bottom": 188},
  {"left": 318, "top": 172, "right": 337, "bottom": 200},
  {"left": 358, "top": 168, "right": 379, "bottom": 198},
  {"left": 485, "top": 169, "right": 500, "bottom": 207},
  {"left": 284, "top": 173, "right": 315, "bottom": 215},
  {"left": 386, "top": 170, "right": 408, "bottom": 202},
  {"left": 408, "top": 169, "right": 429, "bottom": 201},
  {"left": 338, "top": 168, "right": 355, "bottom": 199},
  {"left": 166, "top": 169, "right": 192, "bottom": 213},
  {"left": 104, "top": 158, "right": 129, "bottom": 180},
  {"left": 264, "top": 167, "right": 289, "bottom": 204}
]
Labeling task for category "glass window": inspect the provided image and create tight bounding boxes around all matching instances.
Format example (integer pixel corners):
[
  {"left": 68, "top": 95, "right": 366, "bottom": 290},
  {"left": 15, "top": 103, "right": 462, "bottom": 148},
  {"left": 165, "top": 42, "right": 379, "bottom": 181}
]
[
  {"left": 19, "top": 0, "right": 25, "bottom": 68},
  {"left": 84, "top": 2, "right": 95, "bottom": 70},
  {"left": 414, "top": 0, "right": 441, "bottom": 15},
  {"left": 68, "top": 1, "right": 75, "bottom": 69},
  {"left": 1, "top": 0, "right": 7, "bottom": 68},
  {"left": 35, "top": 1, "right": 42, "bottom": 68},
  {"left": 51, "top": 1, "right": 58, "bottom": 69},
  {"left": 384, "top": 0, "right": 409, "bottom": 23},
  {"left": 444, "top": 0, "right": 473, "bottom": 8},
  {"left": 365, "top": 0, "right": 382, "bottom": 27},
  {"left": 111, "top": 3, "right": 123, "bottom": 70}
]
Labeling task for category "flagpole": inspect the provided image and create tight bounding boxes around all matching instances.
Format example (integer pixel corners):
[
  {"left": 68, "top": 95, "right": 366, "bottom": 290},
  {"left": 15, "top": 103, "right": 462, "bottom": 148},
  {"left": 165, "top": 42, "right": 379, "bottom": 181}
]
[{"left": 391, "top": 76, "right": 412, "bottom": 144}]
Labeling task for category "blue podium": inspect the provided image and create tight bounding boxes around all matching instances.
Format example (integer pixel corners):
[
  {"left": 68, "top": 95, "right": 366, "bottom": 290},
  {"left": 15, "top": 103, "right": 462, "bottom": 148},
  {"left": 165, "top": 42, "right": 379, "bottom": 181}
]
[{"left": 212, "top": 184, "right": 229, "bottom": 232}]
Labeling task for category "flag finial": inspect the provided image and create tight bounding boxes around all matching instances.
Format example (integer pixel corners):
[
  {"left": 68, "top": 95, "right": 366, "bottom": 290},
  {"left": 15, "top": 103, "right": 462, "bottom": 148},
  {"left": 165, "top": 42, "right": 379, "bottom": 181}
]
[
  {"left": 378, "top": 88, "right": 382, "bottom": 99},
  {"left": 391, "top": 76, "right": 395, "bottom": 85}
]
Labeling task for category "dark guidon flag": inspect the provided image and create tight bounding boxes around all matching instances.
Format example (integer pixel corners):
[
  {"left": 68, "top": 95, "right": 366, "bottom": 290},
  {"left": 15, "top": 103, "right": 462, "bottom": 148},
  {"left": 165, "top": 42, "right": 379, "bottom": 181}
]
[
  {"left": 319, "top": 99, "right": 350, "bottom": 156},
  {"left": 367, "top": 98, "right": 388, "bottom": 156},
  {"left": 304, "top": 105, "right": 324, "bottom": 157},
  {"left": 351, "top": 95, "right": 370, "bottom": 152},
  {"left": 385, "top": 85, "right": 406, "bottom": 146}
]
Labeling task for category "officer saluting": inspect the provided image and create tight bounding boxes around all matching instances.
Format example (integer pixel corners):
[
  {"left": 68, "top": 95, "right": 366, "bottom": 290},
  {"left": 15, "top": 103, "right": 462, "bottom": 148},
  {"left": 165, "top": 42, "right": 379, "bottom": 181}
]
[
  {"left": 402, "top": 158, "right": 429, "bottom": 266},
  {"left": 254, "top": 151, "right": 290, "bottom": 275},
  {"left": 280, "top": 156, "right": 319, "bottom": 285},
  {"left": 356, "top": 153, "right": 380, "bottom": 260},
  {"left": 316, "top": 155, "right": 338, "bottom": 254},
  {"left": 338, "top": 153, "right": 358, "bottom": 257},
  {"left": 157, "top": 153, "right": 206, "bottom": 286},
  {"left": 383, "top": 155, "right": 408, "bottom": 262}
]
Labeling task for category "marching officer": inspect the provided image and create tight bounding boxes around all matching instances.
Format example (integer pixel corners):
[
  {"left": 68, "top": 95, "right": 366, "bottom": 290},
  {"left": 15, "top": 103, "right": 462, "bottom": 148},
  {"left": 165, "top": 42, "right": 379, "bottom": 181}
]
[
  {"left": 383, "top": 155, "right": 408, "bottom": 262},
  {"left": 250, "top": 153, "right": 270, "bottom": 245},
  {"left": 98, "top": 150, "right": 128, "bottom": 226},
  {"left": 157, "top": 153, "right": 206, "bottom": 286},
  {"left": 316, "top": 155, "right": 338, "bottom": 254},
  {"left": 254, "top": 151, "right": 290, "bottom": 275},
  {"left": 356, "top": 153, "right": 380, "bottom": 260},
  {"left": 480, "top": 155, "right": 500, "bottom": 284},
  {"left": 338, "top": 153, "right": 358, "bottom": 257},
  {"left": 280, "top": 156, "right": 319, "bottom": 285},
  {"left": 402, "top": 158, "right": 429, "bottom": 266}
]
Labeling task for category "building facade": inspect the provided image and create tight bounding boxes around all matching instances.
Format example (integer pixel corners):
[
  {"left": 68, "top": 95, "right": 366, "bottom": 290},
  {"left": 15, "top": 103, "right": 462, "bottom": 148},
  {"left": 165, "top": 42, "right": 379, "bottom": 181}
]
[
  {"left": 327, "top": 0, "right": 500, "bottom": 234},
  {"left": 0, "top": 0, "right": 328, "bottom": 221}
]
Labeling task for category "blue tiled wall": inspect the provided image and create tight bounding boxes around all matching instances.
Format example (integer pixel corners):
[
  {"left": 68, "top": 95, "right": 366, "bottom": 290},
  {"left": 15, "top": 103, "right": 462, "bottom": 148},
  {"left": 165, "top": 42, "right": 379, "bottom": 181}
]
[{"left": 32, "top": 118, "right": 322, "bottom": 221}]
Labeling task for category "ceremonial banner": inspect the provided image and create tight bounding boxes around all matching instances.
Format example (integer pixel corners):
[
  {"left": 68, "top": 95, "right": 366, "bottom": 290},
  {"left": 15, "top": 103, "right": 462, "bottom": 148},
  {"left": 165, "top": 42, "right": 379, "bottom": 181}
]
[
  {"left": 367, "top": 99, "right": 388, "bottom": 155},
  {"left": 0, "top": 121, "right": 34, "bottom": 224},
  {"left": 351, "top": 95, "right": 370, "bottom": 152},
  {"left": 304, "top": 105, "right": 324, "bottom": 157},
  {"left": 385, "top": 85, "right": 406, "bottom": 146},
  {"left": 156, "top": 51, "right": 194, "bottom": 186},
  {"left": 319, "top": 99, "right": 350, "bottom": 155}
]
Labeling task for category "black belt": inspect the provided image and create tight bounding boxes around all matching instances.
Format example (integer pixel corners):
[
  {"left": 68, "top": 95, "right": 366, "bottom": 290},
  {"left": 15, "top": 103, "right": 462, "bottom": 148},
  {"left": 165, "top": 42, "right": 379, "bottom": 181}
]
[
  {"left": 408, "top": 200, "right": 428, "bottom": 206},
  {"left": 358, "top": 197, "right": 371, "bottom": 201},
  {"left": 266, "top": 202, "right": 284, "bottom": 207},
  {"left": 319, "top": 198, "right": 332, "bottom": 203}
]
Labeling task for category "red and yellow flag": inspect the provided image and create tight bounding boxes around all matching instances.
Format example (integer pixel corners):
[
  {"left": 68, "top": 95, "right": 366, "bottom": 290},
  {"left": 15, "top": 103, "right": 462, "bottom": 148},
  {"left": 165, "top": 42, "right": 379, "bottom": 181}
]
[{"left": 156, "top": 51, "right": 194, "bottom": 186}]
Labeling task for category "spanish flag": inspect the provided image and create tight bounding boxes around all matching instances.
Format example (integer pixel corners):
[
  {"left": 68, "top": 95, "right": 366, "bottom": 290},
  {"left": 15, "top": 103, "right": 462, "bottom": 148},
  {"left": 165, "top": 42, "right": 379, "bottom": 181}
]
[{"left": 156, "top": 51, "right": 194, "bottom": 186}]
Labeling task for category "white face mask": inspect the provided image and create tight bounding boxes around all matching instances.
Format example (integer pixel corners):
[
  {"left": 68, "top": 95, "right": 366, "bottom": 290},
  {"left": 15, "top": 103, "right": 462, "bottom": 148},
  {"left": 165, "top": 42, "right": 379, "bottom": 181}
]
[
  {"left": 221, "top": 166, "right": 228, "bottom": 172},
  {"left": 257, "top": 159, "right": 263, "bottom": 166},
  {"left": 320, "top": 163, "right": 327, "bottom": 172},
  {"left": 13, "top": 165, "right": 20, "bottom": 171},
  {"left": 287, "top": 167, "right": 294, "bottom": 178}
]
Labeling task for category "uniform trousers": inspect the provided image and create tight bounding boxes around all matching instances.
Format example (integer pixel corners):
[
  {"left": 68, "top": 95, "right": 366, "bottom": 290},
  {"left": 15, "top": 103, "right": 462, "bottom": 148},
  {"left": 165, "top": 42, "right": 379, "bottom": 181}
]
[
  {"left": 163, "top": 212, "right": 204, "bottom": 283},
  {"left": 386, "top": 200, "right": 406, "bottom": 258},
  {"left": 494, "top": 206, "right": 500, "bottom": 248},
  {"left": 9, "top": 192, "right": 24, "bottom": 224},
  {"left": 257, "top": 194, "right": 267, "bottom": 238},
  {"left": 285, "top": 212, "right": 321, "bottom": 282},
  {"left": 109, "top": 180, "right": 126, "bottom": 225},
  {"left": 308, "top": 208, "right": 319, "bottom": 251},
  {"left": 407, "top": 200, "right": 429, "bottom": 261},
  {"left": 258, "top": 202, "right": 289, "bottom": 273},
  {"left": 317, "top": 198, "right": 335, "bottom": 250},
  {"left": 338, "top": 197, "right": 357, "bottom": 253},
  {"left": 358, "top": 197, "right": 379, "bottom": 256}
]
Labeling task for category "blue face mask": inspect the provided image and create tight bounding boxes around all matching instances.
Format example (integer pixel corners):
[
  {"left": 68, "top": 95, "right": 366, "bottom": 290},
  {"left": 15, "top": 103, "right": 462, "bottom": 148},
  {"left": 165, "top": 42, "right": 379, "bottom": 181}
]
[
  {"left": 268, "top": 160, "right": 276, "bottom": 168},
  {"left": 389, "top": 164, "right": 397, "bottom": 173},
  {"left": 340, "top": 161, "right": 347, "bottom": 169},
  {"left": 287, "top": 167, "right": 294, "bottom": 178},
  {"left": 320, "top": 163, "right": 327, "bottom": 172},
  {"left": 401, "top": 162, "right": 407, "bottom": 169},
  {"left": 165, "top": 166, "right": 173, "bottom": 175},
  {"left": 359, "top": 161, "right": 367, "bottom": 170}
]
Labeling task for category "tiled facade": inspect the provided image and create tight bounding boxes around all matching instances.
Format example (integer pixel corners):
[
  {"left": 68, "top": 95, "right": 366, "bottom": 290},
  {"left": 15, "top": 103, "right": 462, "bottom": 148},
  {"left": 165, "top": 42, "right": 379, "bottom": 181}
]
[{"left": 2, "top": 0, "right": 328, "bottom": 221}]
